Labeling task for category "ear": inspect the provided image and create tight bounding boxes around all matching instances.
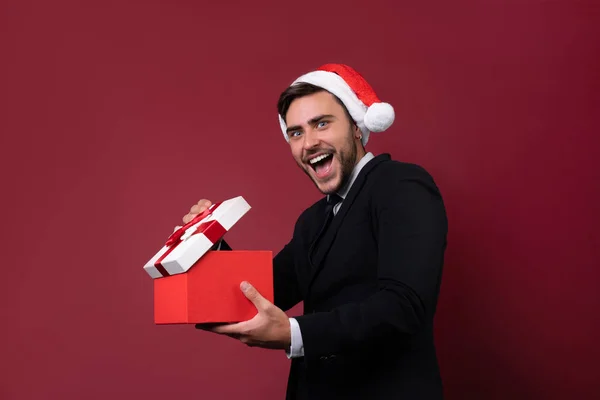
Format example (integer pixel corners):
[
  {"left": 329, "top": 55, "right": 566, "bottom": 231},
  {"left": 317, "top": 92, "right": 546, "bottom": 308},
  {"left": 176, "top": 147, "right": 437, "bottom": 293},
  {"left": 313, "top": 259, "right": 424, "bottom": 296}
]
[{"left": 354, "top": 124, "right": 362, "bottom": 139}]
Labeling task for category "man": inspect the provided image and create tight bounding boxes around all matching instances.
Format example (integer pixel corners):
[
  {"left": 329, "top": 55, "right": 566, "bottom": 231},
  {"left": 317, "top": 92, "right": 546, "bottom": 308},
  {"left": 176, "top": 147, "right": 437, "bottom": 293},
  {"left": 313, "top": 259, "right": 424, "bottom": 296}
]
[{"left": 184, "top": 64, "right": 448, "bottom": 399}]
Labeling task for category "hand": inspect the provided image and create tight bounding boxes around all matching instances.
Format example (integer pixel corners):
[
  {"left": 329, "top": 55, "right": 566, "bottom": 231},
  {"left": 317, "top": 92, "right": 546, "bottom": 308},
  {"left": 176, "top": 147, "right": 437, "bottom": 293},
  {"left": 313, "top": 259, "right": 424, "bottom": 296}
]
[
  {"left": 196, "top": 281, "right": 291, "bottom": 350},
  {"left": 182, "top": 199, "right": 212, "bottom": 224}
]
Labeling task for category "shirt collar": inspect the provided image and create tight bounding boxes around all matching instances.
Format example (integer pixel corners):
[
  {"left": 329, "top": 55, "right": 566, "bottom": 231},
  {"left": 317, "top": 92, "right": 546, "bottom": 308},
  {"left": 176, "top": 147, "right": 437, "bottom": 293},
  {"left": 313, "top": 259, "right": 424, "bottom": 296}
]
[{"left": 328, "top": 152, "right": 375, "bottom": 201}]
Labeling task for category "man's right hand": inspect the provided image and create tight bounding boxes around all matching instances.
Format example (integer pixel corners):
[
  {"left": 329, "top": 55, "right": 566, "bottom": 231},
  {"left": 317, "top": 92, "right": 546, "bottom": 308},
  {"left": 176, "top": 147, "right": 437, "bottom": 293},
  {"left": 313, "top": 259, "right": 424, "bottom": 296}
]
[{"left": 183, "top": 199, "right": 213, "bottom": 224}]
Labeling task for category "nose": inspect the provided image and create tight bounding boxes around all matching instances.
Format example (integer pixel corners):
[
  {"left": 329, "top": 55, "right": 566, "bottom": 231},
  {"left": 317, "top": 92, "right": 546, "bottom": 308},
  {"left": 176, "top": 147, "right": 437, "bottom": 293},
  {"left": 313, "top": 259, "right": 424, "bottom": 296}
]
[{"left": 302, "top": 128, "right": 320, "bottom": 150}]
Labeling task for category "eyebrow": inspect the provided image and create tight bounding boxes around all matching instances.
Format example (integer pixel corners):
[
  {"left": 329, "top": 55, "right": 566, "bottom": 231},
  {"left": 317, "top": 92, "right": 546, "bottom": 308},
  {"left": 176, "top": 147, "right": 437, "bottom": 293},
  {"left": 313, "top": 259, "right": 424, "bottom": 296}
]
[{"left": 286, "top": 114, "right": 336, "bottom": 134}]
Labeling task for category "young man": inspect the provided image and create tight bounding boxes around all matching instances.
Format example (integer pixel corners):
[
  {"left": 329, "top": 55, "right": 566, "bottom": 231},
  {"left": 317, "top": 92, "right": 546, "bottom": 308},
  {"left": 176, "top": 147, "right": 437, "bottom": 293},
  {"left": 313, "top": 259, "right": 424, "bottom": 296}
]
[{"left": 185, "top": 64, "right": 448, "bottom": 399}]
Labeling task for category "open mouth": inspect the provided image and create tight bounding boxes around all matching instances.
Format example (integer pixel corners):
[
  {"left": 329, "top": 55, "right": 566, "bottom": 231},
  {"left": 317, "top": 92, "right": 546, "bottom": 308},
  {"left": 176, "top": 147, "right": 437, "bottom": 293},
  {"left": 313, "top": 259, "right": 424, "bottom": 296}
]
[{"left": 308, "top": 153, "right": 334, "bottom": 179}]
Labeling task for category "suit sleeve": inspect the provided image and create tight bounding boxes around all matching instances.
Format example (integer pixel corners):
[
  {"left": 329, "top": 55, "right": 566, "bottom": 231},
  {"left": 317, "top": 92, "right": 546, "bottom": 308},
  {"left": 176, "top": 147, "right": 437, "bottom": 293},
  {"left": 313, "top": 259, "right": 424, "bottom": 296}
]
[{"left": 294, "top": 174, "right": 448, "bottom": 361}]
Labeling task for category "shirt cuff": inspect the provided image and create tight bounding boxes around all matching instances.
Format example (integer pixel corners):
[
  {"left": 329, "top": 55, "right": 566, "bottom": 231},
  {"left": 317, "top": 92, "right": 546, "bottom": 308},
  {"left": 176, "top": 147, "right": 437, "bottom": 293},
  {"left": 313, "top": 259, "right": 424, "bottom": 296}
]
[{"left": 286, "top": 318, "right": 304, "bottom": 358}]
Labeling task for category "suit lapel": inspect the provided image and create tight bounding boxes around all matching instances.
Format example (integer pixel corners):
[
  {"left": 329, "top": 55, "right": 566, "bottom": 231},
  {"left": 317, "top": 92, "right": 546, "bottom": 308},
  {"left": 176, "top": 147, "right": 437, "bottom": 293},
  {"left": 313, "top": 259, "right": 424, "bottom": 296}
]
[{"left": 307, "top": 154, "right": 390, "bottom": 290}]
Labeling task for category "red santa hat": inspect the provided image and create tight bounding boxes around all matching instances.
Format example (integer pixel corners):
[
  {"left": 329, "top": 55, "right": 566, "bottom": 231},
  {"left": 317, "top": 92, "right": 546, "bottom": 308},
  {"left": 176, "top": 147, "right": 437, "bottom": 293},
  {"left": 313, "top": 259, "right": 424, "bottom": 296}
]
[{"left": 279, "top": 63, "right": 395, "bottom": 146}]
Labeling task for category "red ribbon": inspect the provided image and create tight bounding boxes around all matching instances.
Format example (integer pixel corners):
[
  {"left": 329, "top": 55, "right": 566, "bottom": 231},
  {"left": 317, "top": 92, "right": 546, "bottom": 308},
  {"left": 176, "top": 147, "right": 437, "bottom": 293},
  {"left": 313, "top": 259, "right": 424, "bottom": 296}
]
[
  {"left": 154, "top": 202, "right": 223, "bottom": 277},
  {"left": 165, "top": 202, "right": 221, "bottom": 247}
]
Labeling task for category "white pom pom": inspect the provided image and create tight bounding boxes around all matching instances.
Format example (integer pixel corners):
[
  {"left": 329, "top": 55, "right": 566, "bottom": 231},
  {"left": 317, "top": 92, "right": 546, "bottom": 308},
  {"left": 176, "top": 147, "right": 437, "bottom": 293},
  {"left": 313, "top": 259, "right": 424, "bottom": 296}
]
[{"left": 364, "top": 102, "right": 395, "bottom": 132}]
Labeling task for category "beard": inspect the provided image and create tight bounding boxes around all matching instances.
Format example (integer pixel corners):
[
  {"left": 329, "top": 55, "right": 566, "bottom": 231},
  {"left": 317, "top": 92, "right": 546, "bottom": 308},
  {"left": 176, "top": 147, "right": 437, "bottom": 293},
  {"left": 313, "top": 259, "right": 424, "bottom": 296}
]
[{"left": 333, "top": 138, "right": 358, "bottom": 193}]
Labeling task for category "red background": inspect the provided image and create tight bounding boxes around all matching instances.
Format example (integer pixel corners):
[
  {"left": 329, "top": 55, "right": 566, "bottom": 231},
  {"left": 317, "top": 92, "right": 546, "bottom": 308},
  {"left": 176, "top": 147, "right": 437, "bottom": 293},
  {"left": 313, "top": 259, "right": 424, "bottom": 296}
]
[{"left": 1, "top": 0, "right": 598, "bottom": 398}]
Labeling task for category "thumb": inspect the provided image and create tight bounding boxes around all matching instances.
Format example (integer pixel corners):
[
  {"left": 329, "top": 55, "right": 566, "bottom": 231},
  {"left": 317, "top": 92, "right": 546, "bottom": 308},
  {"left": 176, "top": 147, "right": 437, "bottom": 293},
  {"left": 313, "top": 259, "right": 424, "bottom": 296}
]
[{"left": 240, "top": 281, "right": 269, "bottom": 311}]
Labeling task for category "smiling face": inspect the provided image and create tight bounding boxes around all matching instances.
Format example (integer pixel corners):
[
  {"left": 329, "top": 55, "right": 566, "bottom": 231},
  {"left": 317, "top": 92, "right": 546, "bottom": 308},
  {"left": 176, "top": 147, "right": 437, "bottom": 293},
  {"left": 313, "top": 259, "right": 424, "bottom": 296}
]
[{"left": 284, "top": 90, "right": 365, "bottom": 195}]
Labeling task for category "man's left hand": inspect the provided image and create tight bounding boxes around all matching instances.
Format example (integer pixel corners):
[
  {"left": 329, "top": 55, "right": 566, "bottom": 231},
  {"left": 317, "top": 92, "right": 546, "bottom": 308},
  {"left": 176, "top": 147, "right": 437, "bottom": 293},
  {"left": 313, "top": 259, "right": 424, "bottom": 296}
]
[{"left": 196, "top": 281, "right": 291, "bottom": 350}]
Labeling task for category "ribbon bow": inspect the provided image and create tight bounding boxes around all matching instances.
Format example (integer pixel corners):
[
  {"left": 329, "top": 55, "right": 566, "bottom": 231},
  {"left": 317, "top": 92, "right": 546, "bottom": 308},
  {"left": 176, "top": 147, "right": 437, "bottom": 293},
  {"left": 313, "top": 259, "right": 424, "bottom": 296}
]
[{"left": 165, "top": 205, "right": 215, "bottom": 247}]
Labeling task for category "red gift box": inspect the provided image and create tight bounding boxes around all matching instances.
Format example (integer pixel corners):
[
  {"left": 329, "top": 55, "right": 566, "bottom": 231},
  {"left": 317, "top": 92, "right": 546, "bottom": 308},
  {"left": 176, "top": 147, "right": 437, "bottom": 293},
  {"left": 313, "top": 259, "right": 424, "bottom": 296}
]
[{"left": 154, "top": 250, "right": 273, "bottom": 324}]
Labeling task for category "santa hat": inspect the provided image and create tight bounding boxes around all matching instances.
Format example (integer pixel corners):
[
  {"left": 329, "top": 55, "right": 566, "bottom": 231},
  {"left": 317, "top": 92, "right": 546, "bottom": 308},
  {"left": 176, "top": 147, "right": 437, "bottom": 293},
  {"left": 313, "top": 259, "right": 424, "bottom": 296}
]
[{"left": 278, "top": 63, "right": 395, "bottom": 146}]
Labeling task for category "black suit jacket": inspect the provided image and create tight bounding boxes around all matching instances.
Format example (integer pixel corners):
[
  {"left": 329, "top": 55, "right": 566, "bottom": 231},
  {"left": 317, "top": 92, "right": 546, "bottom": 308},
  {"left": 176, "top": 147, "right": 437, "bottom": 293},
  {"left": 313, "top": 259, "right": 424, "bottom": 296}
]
[{"left": 273, "top": 153, "right": 448, "bottom": 399}]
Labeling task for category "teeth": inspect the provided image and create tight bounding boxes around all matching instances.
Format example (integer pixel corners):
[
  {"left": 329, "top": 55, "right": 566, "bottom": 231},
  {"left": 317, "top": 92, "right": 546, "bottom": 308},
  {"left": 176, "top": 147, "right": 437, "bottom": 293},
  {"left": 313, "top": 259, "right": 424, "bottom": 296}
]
[{"left": 309, "top": 154, "right": 330, "bottom": 164}]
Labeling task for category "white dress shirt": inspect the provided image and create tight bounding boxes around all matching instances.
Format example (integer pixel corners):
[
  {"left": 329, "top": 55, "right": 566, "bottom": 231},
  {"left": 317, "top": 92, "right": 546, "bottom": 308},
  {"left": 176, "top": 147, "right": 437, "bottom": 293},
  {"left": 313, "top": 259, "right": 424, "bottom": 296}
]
[{"left": 286, "top": 152, "right": 375, "bottom": 358}]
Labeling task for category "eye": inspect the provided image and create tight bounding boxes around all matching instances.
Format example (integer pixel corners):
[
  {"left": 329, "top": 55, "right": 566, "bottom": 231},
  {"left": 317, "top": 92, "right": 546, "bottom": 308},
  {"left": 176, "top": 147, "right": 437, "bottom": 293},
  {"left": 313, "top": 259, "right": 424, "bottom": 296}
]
[
  {"left": 289, "top": 130, "right": 302, "bottom": 138},
  {"left": 317, "top": 121, "right": 328, "bottom": 128}
]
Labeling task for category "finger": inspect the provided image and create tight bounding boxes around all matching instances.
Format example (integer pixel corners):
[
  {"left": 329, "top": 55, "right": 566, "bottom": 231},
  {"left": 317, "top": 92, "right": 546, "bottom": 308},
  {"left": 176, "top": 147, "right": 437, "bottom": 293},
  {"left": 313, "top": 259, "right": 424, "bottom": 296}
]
[
  {"left": 182, "top": 213, "right": 195, "bottom": 224},
  {"left": 190, "top": 204, "right": 207, "bottom": 215},
  {"left": 191, "top": 199, "right": 212, "bottom": 213},
  {"left": 195, "top": 322, "right": 228, "bottom": 330},
  {"left": 240, "top": 281, "right": 271, "bottom": 311},
  {"left": 239, "top": 336, "right": 255, "bottom": 346},
  {"left": 197, "top": 199, "right": 212, "bottom": 207},
  {"left": 211, "top": 321, "right": 249, "bottom": 335},
  {"left": 226, "top": 333, "right": 242, "bottom": 340}
]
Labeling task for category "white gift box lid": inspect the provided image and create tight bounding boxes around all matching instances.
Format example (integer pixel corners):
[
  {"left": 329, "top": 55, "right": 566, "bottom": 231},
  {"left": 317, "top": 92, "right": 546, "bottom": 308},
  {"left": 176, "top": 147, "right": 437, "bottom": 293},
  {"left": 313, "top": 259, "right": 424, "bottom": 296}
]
[{"left": 143, "top": 196, "right": 251, "bottom": 279}]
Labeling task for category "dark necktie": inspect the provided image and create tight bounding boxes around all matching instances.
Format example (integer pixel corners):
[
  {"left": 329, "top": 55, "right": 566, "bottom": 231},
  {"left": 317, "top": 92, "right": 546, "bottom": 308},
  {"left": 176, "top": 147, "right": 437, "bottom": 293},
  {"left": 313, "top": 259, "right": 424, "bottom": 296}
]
[{"left": 309, "top": 194, "right": 342, "bottom": 265}]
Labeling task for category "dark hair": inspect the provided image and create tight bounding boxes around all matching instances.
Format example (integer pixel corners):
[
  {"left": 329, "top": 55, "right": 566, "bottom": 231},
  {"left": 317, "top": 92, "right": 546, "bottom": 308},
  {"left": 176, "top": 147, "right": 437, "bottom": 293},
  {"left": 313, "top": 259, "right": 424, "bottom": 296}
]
[{"left": 277, "top": 82, "right": 354, "bottom": 125}]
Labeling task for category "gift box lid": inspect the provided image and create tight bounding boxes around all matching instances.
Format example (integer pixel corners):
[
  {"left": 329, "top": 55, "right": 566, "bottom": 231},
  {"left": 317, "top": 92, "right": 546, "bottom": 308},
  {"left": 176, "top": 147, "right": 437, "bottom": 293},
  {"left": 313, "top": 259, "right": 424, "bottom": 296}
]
[{"left": 143, "top": 196, "right": 251, "bottom": 279}]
